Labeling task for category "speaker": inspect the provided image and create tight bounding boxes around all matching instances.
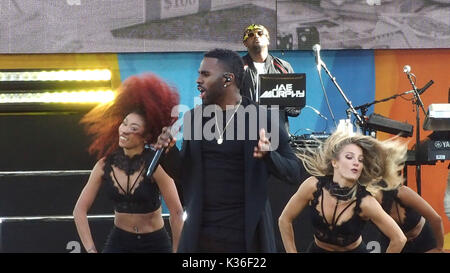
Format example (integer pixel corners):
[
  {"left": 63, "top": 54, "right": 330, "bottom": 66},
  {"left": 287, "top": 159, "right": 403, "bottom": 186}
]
[
  {"left": 276, "top": 33, "right": 293, "bottom": 50},
  {"left": 296, "top": 26, "right": 320, "bottom": 50}
]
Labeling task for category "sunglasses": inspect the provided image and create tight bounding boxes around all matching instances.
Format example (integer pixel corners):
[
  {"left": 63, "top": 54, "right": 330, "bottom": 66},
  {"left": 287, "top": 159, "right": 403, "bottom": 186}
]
[{"left": 247, "top": 30, "right": 266, "bottom": 38}]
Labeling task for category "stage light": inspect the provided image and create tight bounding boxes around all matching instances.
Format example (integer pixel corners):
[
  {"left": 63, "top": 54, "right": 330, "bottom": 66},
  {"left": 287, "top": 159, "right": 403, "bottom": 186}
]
[
  {"left": 0, "top": 90, "right": 115, "bottom": 104},
  {"left": 0, "top": 69, "right": 112, "bottom": 82},
  {"left": 0, "top": 68, "right": 114, "bottom": 113}
]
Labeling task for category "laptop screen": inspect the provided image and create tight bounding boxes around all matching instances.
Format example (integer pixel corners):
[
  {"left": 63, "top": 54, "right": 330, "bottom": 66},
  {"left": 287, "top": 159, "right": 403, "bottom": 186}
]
[{"left": 258, "top": 73, "right": 306, "bottom": 108}]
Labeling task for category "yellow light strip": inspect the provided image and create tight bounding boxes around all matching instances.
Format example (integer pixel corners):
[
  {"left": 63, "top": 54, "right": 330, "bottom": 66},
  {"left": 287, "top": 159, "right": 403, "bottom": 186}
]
[
  {"left": 0, "top": 69, "right": 112, "bottom": 81},
  {"left": 0, "top": 90, "right": 115, "bottom": 103}
]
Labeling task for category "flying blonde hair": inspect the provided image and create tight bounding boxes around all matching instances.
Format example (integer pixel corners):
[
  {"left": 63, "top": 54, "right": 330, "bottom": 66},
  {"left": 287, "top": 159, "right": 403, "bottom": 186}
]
[{"left": 296, "top": 131, "right": 407, "bottom": 195}]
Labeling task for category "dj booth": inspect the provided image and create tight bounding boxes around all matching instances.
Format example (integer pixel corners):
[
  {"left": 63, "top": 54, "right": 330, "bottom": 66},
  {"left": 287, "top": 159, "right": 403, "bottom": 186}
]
[{"left": 258, "top": 73, "right": 306, "bottom": 108}]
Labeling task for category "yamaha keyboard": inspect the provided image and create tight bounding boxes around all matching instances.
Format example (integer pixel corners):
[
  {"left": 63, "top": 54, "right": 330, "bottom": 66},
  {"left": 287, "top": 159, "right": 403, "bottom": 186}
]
[
  {"left": 423, "top": 103, "right": 450, "bottom": 131},
  {"left": 405, "top": 104, "right": 450, "bottom": 164},
  {"left": 407, "top": 131, "right": 450, "bottom": 165}
]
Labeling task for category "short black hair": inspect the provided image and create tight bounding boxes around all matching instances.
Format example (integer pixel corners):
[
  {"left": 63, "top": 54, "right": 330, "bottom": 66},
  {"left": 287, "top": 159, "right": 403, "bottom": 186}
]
[{"left": 204, "top": 48, "right": 244, "bottom": 89}]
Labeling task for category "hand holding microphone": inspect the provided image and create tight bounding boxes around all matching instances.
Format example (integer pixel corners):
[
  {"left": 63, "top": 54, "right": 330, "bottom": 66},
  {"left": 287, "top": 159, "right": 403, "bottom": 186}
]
[
  {"left": 154, "top": 126, "right": 177, "bottom": 151},
  {"left": 147, "top": 125, "right": 179, "bottom": 178}
]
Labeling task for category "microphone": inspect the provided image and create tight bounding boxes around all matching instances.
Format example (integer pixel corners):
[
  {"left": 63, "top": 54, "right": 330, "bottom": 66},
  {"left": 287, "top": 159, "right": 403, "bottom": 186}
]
[
  {"left": 402, "top": 64, "right": 427, "bottom": 115},
  {"left": 146, "top": 148, "right": 164, "bottom": 178},
  {"left": 403, "top": 65, "right": 417, "bottom": 82},
  {"left": 312, "top": 44, "right": 322, "bottom": 71},
  {"left": 403, "top": 65, "right": 411, "bottom": 74},
  {"left": 146, "top": 121, "right": 182, "bottom": 178}
]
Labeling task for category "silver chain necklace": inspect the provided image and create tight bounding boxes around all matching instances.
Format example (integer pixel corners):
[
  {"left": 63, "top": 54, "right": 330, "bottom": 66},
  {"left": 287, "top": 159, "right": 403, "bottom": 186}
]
[{"left": 214, "top": 98, "right": 242, "bottom": 144}]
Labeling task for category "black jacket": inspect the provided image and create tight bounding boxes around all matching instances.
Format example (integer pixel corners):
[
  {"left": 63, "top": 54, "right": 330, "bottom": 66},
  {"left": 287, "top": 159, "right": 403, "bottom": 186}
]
[
  {"left": 161, "top": 97, "right": 302, "bottom": 252},
  {"left": 241, "top": 54, "right": 301, "bottom": 134}
]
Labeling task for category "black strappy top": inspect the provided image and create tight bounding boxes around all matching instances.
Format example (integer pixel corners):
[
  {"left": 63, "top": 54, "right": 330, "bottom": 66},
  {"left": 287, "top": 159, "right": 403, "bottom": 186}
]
[
  {"left": 309, "top": 176, "right": 371, "bottom": 247},
  {"left": 381, "top": 189, "right": 421, "bottom": 233},
  {"left": 103, "top": 148, "right": 161, "bottom": 214}
]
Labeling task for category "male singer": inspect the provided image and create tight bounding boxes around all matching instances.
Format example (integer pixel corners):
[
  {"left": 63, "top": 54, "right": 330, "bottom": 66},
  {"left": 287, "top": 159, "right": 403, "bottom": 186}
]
[{"left": 155, "top": 48, "right": 302, "bottom": 253}]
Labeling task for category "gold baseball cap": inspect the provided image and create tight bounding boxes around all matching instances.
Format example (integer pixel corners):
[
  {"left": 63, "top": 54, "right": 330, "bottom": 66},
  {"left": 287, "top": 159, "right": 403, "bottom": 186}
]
[{"left": 243, "top": 24, "right": 269, "bottom": 42}]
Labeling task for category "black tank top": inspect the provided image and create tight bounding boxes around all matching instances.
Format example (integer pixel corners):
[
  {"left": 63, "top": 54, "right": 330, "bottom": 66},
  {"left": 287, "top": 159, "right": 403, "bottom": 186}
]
[
  {"left": 102, "top": 148, "right": 161, "bottom": 214},
  {"left": 381, "top": 189, "right": 421, "bottom": 233},
  {"left": 309, "top": 176, "right": 371, "bottom": 247}
]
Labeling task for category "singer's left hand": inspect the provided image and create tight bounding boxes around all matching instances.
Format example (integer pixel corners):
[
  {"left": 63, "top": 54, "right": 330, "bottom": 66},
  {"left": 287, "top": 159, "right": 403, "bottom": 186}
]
[{"left": 254, "top": 128, "right": 271, "bottom": 158}]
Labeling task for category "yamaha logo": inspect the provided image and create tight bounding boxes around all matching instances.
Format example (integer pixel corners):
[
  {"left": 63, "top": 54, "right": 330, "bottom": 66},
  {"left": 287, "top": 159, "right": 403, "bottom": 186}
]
[{"left": 434, "top": 141, "right": 450, "bottom": 149}]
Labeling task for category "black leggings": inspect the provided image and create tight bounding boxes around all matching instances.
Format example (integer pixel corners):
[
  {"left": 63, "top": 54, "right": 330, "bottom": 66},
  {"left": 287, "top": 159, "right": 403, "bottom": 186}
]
[
  {"left": 102, "top": 226, "right": 172, "bottom": 253},
  {"left": 402, "top": 220, "right": 437, "bottom": 253},
  {"left": 307, "top": 240, "right": 369, "bottom": 253},
  {"left": 378, "top": 220, "right": 437, "bottom": 253}
]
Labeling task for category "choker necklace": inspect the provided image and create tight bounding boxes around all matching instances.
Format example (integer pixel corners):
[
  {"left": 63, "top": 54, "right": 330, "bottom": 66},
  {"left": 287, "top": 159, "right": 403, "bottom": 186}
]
[
  {"left": 214, "top": 98, "right": 242, "bottom": 144},
  {"left": 112, "top": 149, "right": 146, "bottom": 176},
  {"left": 326, "top": 179, "right": 357, "bottom": 201}
]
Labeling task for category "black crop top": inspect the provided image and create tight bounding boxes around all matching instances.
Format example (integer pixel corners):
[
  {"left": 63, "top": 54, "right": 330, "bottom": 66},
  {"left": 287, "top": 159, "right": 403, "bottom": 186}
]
[
  {"left": 309, "top": 176, "right": 371, "bottom": 247},
  {"left": 381, "top": 189, "right": 421, "bottom": 233},
  {"left": 103, "top": 148, "right": 161, "bottom": 214}
]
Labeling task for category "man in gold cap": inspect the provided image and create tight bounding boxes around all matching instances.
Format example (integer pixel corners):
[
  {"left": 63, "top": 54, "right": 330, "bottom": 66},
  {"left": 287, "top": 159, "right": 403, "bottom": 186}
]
[
  {"left": 241, "top": 24, "right": 300, "bottom": 134},
  {"left": 241, "top": 24, "right": 305, "bottom": 254}
]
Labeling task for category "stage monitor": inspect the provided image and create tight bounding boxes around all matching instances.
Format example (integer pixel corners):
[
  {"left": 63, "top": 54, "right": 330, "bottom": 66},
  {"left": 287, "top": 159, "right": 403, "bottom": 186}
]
[{"left": 259, "top": 73, "right": 306, "bottom": 108}]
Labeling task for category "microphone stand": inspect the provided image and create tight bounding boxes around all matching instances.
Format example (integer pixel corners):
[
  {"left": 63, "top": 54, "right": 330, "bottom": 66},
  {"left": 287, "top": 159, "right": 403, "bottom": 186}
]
[
  {"left": 355, "top": 90, "right": 413, "bottom": 112},
  {"left": 406, "top": 73, "right": 427, "bottom": 196},
  {"left": 354, "top": 80, "right": 434, "bottom": 114},
  {"left": 354, "top": 94, "right": 402, "bottom": 136},
  {"left": 318, "top": 62, "right": 365, "bottom": 129},
  {"left": 407, "top": 74, "right": 427, "bottom": 116},
  {"left": 354, "top": 87, "right": 422, "bottom": 135}
]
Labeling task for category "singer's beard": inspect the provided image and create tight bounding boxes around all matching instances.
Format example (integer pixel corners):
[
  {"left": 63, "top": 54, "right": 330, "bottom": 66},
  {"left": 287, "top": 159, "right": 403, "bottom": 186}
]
[{"left": 250, "top": 44, "right": 263, "bottom": 54}]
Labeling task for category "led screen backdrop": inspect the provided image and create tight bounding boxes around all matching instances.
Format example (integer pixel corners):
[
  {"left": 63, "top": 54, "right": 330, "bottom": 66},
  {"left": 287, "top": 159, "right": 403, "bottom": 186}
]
[
  {"left": 0, "top": 0, "right": 276, "bottom": 53},
  {"left": 277, "top": 0, "right": 450, "bottom": 50},
  {"left": 0, "top": 0, "right": 448, "bottom": 53}
]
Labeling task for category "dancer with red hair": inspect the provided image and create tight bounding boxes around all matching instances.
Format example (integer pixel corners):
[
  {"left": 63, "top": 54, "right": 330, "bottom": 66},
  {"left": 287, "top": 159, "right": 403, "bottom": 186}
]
[{"left": 73, "top": 73, "right": 183, "bottom": 253}]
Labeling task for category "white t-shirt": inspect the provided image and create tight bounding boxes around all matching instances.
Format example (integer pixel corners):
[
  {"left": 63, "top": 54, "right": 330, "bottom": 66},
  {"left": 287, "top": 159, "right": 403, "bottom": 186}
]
[{"left": 253, "top": 62, "right": 266, "bottom": 102}]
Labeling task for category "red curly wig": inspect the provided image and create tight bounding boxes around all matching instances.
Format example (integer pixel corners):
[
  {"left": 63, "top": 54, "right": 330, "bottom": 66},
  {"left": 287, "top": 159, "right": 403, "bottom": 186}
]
[{"left": 81, "top": 73, "right": 180, "bottom": 159}]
